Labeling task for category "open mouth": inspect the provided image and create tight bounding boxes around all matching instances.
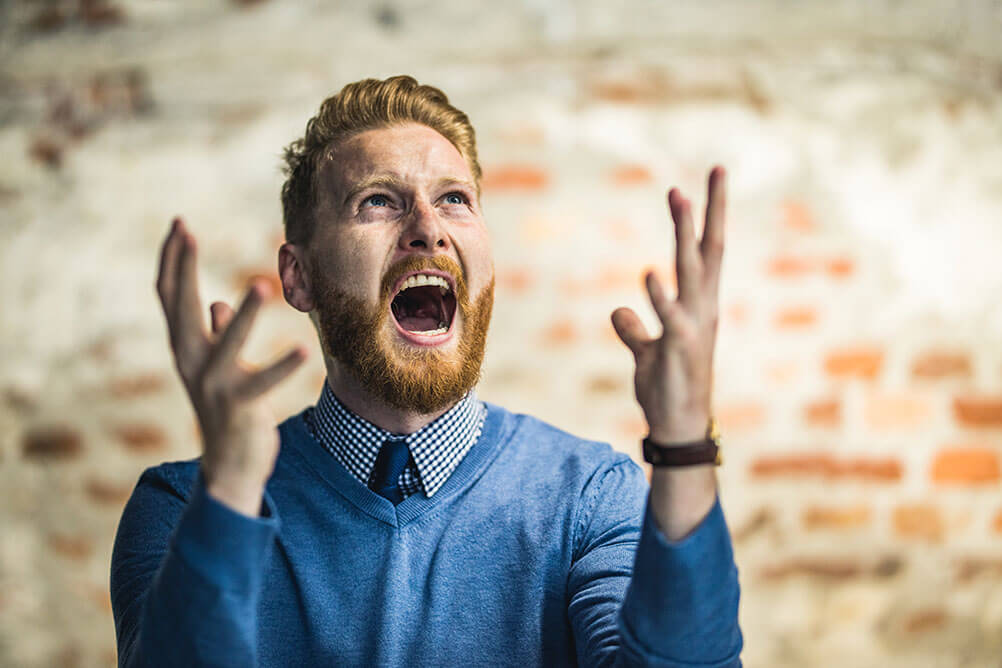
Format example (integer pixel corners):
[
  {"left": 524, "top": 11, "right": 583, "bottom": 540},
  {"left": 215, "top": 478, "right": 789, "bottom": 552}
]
[{"left": 389, "top": 272, "right": 458, "bottom": 338}]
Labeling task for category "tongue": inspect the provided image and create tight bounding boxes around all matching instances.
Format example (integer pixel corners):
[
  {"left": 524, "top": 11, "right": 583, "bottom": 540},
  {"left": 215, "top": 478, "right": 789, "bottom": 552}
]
[
  {"left": 397, "top": 313, "right": 441, "bottom": 332},
  {"left": 392, "top": 288, "right": 444, "bottom": 332}
]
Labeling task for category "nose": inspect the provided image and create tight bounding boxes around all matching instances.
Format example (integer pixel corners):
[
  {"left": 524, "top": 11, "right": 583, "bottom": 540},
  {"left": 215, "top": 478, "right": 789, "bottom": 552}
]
[{"left": 398, "top": 199, "right": 449, "bottom": 251}]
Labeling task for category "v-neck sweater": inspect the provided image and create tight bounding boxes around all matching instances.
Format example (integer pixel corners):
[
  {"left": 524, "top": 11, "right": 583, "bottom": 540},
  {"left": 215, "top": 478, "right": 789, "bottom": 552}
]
[{"left": 111, "top": 402, "right": 743, "bottom": 667}]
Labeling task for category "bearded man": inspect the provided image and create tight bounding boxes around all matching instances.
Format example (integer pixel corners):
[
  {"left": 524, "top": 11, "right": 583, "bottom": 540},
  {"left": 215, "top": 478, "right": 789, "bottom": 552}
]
[{"left": 111, "top": 76, "right": 743, "bottom": 667}]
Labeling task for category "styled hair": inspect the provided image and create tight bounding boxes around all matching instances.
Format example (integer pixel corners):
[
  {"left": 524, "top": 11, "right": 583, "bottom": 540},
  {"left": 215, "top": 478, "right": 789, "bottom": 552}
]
[{"left": 280, "top": 75, "right": 482, "bottom": 244}]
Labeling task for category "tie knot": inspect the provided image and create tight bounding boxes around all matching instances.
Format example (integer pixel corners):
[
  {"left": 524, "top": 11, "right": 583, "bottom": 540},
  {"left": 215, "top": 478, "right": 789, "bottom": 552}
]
[{"left": 369, "top": 439, "right": 410, "bottom": 505}]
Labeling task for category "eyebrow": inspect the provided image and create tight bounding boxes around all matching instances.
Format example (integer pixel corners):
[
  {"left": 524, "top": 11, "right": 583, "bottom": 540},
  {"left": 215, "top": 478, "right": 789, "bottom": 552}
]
[{"left": 341, "top": 176, "right": 477, "bottom": 209}]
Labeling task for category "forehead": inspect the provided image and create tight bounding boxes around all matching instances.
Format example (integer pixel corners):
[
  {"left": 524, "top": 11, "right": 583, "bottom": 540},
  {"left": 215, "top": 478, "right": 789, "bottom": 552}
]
[{"left": 323, "top": 123, "right": 472, "bottom": 191}]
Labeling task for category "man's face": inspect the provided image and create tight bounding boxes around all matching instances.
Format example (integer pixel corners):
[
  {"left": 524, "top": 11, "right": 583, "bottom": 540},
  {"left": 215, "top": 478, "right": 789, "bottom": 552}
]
[{"left": 307, "top": 123, "right": 494, "bottom": 414}]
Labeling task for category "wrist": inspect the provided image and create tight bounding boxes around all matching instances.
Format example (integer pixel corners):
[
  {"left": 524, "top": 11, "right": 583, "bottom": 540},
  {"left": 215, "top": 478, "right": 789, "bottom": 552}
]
[
  {"left": 647, "top": 417, "right": 709, "bottom": 445},
  {"left": 203, "top": 466, "right": 266, "bottom": 517}
]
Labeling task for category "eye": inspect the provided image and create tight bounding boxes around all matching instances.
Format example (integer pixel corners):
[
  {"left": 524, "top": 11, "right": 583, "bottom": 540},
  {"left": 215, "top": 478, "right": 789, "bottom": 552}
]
[
  {"left": 362, "top": 194, "right": 390, "bottom": 208},
  {"left": 443, "top": 192, "right": 467, "bottom": 205}
]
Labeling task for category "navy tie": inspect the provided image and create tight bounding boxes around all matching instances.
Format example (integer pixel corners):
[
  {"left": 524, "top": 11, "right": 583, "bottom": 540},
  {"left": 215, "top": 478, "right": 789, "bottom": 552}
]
[{"left": 369, "top": 439, "right": 410, "bottom": 505}]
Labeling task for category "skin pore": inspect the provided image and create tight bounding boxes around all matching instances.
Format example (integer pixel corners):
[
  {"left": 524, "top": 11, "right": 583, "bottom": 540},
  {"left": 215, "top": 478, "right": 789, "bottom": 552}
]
[{"left": 278, "top": 123, "right": 496, "bottom": 435}]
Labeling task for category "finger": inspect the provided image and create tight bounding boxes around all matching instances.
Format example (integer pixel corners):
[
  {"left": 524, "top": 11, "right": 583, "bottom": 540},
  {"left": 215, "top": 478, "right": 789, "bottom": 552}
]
[
  {"left": 700, "top": 166, "right": 726, "bottom": 297},
  {"left": 174, "top": 228, "right": 207, "bottom": 350},
  {"left": 206, "top": 281, "right": 270, "bottom": 375},
  {"left": 155, "top": 218, "right": 182, "bottom": 315},
  {"left": 668, "top": 189, "right": 701, "bottom": 306},
  {"left": 210, "top": 301, "right": 235, "bottom": 336},
  {"left": 234, "top": 346, "right": 308, "bottom": 401},
  {"left": 610, "top": 307, "right": 653, "bottom": 357},
  {"left": 645, "top": 270, "right": 684, "bottom": 335}
]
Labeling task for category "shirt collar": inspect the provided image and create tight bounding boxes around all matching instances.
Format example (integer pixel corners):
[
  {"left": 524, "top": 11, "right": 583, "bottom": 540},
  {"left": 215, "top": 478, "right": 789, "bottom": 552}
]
[{"left": 309, "top": 380, "right": 485, "bottom": 498}]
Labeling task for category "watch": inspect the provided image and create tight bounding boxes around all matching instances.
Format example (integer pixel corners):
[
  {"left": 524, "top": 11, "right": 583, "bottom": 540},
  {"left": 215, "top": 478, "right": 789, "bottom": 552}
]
[{"left": 642, "top": 417, "right": 722, "bottom": 467}]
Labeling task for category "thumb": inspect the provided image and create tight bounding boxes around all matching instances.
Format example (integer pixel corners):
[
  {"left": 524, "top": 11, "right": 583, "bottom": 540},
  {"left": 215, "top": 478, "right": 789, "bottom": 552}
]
[
  {"left": 611, "top": 307, "right": 651, "bottom": 358},
  {"left": 210, "top": 301, "right": 235, "bottom": 336}
]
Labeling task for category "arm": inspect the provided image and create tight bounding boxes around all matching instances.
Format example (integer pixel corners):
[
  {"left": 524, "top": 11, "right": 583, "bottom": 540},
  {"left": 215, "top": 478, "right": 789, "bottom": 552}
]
[
  {"left": 110, "top": 217, "right": 307, "bottom": 665},
  {"left": 110, "top": 469, "right": 279, "bottom": 667},
  {"left": 611, "top": 167, "right": 727, "bottom": 543},
  {"left": 567, "top": 459, "right": 741, "bottom": 667},
  {"left": 575, "top": 166, "right": 740, "bottom": 664}
]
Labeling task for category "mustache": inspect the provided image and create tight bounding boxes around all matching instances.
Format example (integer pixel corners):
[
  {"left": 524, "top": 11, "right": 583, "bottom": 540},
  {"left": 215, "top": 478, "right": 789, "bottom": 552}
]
[{"left": 379, "top": 255, "right": 469, "bottom": 307}]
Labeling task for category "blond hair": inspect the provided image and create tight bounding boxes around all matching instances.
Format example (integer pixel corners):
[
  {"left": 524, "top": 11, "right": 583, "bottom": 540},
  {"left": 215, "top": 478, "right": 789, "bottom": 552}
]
[{"left": 280, "top": 75, "right": 482, "bottom": 244}]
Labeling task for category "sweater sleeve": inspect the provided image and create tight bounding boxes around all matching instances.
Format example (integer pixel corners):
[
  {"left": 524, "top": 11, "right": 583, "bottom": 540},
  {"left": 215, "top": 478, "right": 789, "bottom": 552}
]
[
  {"left": 110, "top": 466, "right": 280, "bottom": 667},
  {"left": 566, "top": 458, "right": 742, "bottom": 667}
]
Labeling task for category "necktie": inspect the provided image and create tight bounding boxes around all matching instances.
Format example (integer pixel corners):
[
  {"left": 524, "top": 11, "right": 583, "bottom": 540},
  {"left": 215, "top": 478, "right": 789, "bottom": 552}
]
[{"left": 369, "top": 439, "right": 410, "bottom": 505}]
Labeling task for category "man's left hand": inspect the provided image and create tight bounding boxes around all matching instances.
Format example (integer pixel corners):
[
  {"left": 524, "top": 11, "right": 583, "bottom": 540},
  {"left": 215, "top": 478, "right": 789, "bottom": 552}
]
[{"left": 611, "top": 166, "right": 726, "bottom": 445}]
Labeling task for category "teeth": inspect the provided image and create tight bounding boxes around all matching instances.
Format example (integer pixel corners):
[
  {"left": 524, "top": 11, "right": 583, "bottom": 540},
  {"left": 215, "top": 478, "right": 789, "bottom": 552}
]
[
  {"left": 400, "top": 274, "right": 450, "bottom": 292},
  {"left": 406, "top": 326, "right": 448, "bottom": 336}
]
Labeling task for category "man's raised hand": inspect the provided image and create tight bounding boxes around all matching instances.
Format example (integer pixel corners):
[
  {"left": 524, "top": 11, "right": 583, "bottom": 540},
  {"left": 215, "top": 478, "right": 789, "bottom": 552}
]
[
  {"left": 156, "top": 218, "right": 307, "bottom": 516},
  {"left": 611, "top": 167, "right": 726, "bottom": 445}
]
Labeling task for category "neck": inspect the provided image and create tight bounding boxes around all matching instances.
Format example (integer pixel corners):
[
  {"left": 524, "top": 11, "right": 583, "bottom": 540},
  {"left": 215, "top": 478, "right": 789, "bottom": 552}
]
[{"left": 322, "top": 359, "right": 454, "bottom": 435}]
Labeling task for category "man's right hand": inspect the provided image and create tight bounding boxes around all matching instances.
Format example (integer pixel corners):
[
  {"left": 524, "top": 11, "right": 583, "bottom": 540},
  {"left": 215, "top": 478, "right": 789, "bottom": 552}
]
[{"left": 155, "top": 218, "right": 308, "bottom": 516}]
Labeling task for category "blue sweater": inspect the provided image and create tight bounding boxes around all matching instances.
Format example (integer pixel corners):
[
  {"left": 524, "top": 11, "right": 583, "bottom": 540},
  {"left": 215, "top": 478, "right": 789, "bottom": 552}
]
[{"left": 111, "top": 402, "right": 742, "bottom": 666}]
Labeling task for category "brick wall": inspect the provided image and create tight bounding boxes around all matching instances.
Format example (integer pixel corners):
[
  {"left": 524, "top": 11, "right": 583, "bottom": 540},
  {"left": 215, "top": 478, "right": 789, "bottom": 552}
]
[{"left": 1, "top": 1, "right": 1001, "bottom": 666}]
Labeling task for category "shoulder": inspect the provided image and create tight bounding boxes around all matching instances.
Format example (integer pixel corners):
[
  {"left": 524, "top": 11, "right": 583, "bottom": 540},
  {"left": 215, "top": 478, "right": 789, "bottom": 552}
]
[
  {"left": 486, "top": 402, "right": 638, "bottom": 479},
  {"left": 133, "top": 457, "right": 202, "bottom": 504}
]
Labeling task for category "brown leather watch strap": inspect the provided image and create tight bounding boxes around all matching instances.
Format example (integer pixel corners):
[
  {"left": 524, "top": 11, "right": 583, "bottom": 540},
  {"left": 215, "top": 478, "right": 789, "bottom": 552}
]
[
  {"left": 642, "top": 437, "right": 719, "bottom": 466},
  {"left": 642, "top": 418, "right": 722, "bottom": 467}
]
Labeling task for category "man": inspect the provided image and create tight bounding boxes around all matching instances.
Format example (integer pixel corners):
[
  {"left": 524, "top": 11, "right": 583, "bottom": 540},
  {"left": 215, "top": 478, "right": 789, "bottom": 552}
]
[{"left": 111, "top": 75, "right": 742, "bottom": 667}]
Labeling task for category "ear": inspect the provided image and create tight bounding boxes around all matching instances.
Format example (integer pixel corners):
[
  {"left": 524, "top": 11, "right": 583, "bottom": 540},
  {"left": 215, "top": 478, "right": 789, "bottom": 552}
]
[{"left": 278, "top": 242, "right": 316, "bottom": 312}]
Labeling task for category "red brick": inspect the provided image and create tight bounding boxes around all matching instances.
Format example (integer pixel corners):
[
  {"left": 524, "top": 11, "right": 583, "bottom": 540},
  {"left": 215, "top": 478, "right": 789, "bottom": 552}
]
[
  {"left": 539, "top": 318, "right": 578, "bottom": 346},
  {"left": 724, "top": 302, "right": 749, "bottom": 327},
  {"left": 760, "top": 559, "right": 863, "bottom": 580},
  {"left": 106, "top": 372, "right": 168, "bottom": 398},
  {"left": 112, "top": 422, "right": 167, "bottom": 453},
  {"left": 804, "top": 398, "right": 842, "bottom": 428},
  {"left": 911, "top": 351, "right": 972, "bottom": 380},
  {"left": 495, "top": 124, "right": 545, "bottom": 146},
  {"left": 3, "top": 386, "right": 38, "bottom": 413},
  {"left": 232, "top": 269, "right": 282, "bottom": 301},
  {"left": 765, "top": 360, "right": 800, "bottom": 385},
  {"left": 750, "top": 454, "right": 903, "bottom": 482},
  {"left": 589, "top": 78, "right": 667, "bottom": 104},
  {"left": 597, "top": 264, "right": 646, "bottom": 294},
  {"left": 930, "top": 448, "right": 1001, "bottom": 485},
  {"left": 824, "top": 347, "right": 884, "bottom": 380},
  {"left": 28, "top": 136, "right": 64, "bottom": 168},
  {"left": 782, "top": 201, "right": 816, "bottom": 233},
  {"left": 585, "top": 374, "right": 626, "bottom": 395},
  {"left": 47, "top": 533, "right": 94, "bottom": 561},
  {"left": 610, "top": 165, "right": 653, "bottom": 186},
  {"left": 80, "top": 1, "right": 125, "bottom": 27},
  {"left": 84, "top": 478, "right": 133, "bottom": 506},
  {"left": 892, "top": 503, "right": 945, "bottom": 542},
  {"left": 22, "top": 425, "right": 83, "bottom": 460},
  {"left": 766, "top": 255, "right": 812, "bottom": 278},
  {"left": 30, "top": 6, "right": 67, "bottom": 32},
  {"left": 774, "top": 306, "right": 818, "bottom": 329},
  {"left": 903, "top": 608, "right": 948, "bottom": 633},
  {"left": 603, "top": 218, "right": 636, "bottom": 241},
  {"left": 824, "top": 257, "right": 855, "bottom": 278},
  {"left": 495, "top": 267, "right": 535, "bottom": 295},
  {"left": 731, "top": 507, "right": 776, "bottom": 543},
  {"left": 954, "top": 558, "right": 1002, "bottom": 582},
  {"left": 716, "top": 401, "right": 766, "bottom": 433},
  {"left": 803, "top": 505, "right": 871, "bottom": 529},
  {"left": 865, "top": 394, "right": 932, "bottom": 430},
  {"left": 89, "top": 586, "right": 112, "bottom": 613},
  {"left": 617, "top": 415, "right": 648, "bottom": 442},
  {"left": 481, "top": 165, "right": 548, "bottom": 192},
  {"left": 953, "top": 396, "right": 1002, "bottom": 427}
]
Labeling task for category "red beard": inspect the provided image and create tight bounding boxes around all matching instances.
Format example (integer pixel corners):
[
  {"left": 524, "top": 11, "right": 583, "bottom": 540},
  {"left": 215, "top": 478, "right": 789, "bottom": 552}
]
[{"left": 311, "top": 255, "right": 494, "bottom": 414}]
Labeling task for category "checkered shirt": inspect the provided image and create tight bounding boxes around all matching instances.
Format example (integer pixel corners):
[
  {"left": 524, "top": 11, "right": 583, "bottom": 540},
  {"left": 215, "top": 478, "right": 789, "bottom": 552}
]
[{"left": 303, "top": 381, "right": 487, "bottom": 499}]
